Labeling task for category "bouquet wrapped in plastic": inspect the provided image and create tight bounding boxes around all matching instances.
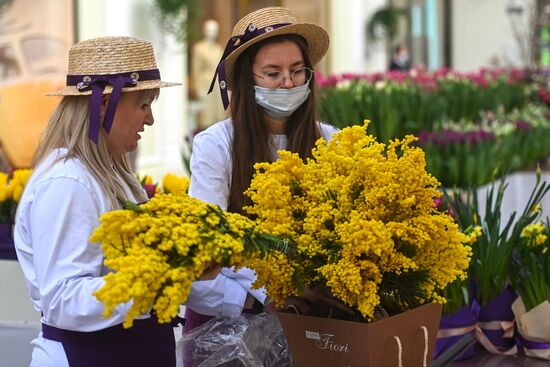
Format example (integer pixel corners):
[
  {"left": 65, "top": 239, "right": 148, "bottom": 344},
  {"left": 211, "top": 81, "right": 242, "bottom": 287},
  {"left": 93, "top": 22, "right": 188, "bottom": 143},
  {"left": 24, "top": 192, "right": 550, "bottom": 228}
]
[{"left": 178, "top": 313, "right": 292, "bottom": 367}]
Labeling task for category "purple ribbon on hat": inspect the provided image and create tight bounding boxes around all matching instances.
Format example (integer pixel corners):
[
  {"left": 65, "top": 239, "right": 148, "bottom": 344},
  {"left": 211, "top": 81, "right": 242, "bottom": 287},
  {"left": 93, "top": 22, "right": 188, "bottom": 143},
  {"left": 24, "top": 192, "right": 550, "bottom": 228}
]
[
  {"left": 208, "top": 22, "right": 291, "bottom": 110},
  {"left": 67, "top": 68, "right": 160, "bottom": 144}
]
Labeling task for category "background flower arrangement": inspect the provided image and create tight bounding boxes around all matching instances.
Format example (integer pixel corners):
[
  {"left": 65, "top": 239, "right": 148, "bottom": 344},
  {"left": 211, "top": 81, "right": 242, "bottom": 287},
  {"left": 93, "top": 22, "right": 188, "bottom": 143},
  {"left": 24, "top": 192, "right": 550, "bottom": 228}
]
[
  {"left": 0, "top": 168, "right": 32, "bottom": 225},
  {"left": 138, "top": 172, "right": 190, "bottom": 198},
  {"left": 316, "top": 68, "right": 528, "bottom": 142},
  {"left": 418, "top": 106, "right": 550, "bottom": 187},
  {"left": 316, "top": 68, "right": 550, "bottom": 188}
]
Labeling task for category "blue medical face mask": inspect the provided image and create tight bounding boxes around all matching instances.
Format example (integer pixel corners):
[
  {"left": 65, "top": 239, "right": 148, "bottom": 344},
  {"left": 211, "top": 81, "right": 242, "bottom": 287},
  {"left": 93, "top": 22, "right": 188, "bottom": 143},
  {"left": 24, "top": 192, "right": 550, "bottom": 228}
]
[{"left": 254, "top": 83, "right": 311, "bottom": 119}]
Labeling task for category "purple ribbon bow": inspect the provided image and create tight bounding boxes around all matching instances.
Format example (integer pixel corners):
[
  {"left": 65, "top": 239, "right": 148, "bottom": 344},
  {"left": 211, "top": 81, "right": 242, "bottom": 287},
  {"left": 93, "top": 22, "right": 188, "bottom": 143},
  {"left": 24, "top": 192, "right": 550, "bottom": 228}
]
[
  {"left": 208, "top": 22, "right": 291, "bottom": 110},
  {"left": 67, "top": 69, "right": 160, "bottom": 144}
]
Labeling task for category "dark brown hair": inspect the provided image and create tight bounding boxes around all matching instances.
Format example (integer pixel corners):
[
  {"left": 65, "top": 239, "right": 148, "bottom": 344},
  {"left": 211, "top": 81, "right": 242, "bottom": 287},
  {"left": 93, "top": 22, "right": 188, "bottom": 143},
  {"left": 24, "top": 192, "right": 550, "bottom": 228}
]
[{"left": 228, "top": 34, "right": 321, "bottom": 214}]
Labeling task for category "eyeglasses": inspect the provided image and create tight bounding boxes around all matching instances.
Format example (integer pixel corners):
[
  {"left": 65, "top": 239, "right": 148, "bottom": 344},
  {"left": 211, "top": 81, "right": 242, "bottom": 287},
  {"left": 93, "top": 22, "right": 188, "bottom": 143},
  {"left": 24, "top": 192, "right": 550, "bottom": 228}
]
[{"left": 253, "top": 66, "right": 314, "bottom": 89}]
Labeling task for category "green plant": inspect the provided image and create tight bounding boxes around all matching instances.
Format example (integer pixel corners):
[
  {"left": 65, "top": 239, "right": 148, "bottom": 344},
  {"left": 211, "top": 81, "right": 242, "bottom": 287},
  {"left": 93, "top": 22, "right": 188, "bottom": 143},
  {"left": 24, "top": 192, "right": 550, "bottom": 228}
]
[
  {"left": 181, "top": 133, "right": 193, "bottom": 176},
  {"left": 510, "top": 219, "right": 550, "bottom": 311},
  {"left": 153, "top": 0, "right": 201, "bottom": 42},
  {"left": 443, "top": 169, "right": 550, "bottom": 306},
  {"left": 316, "top": 70, "right": 529, "bottom": 143},
  {"left": 0, "top": 0, "right": 13, "bottom": 14},
  {"left": 317, "top": 80, "right": 443, "bottom": 142},
  {"left": 366, "top": 6, "right": 408, "bottom": 43},
  {"left": 417, "top": 105, "right": 550, "bottom": 188}
]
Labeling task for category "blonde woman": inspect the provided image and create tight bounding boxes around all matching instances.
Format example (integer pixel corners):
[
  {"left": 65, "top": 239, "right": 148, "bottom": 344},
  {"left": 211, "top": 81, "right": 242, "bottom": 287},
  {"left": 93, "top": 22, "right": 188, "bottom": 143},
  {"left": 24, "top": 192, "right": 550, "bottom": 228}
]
[{"left": 14, "top": 36, "right": 180, "bottom": 367}]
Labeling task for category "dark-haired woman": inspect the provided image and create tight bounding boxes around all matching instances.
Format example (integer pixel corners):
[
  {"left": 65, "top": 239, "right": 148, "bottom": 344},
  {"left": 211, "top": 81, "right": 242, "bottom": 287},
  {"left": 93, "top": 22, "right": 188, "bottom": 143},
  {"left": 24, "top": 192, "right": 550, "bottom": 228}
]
[{"left": 184, "top": 6, "right": 337, "bottom": 333}]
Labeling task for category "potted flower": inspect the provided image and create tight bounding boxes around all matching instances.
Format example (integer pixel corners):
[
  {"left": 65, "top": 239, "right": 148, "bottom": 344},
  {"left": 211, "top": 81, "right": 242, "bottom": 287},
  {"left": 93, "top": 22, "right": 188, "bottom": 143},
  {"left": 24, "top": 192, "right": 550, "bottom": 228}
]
[
  {"left": 440, "top": 169, "right": 550, "bottom": 357},
  {"left": 510, "top": 219, "right": 550, "bottom": 359},
  {"left": 243, "top": 122, "right": 471, "bottom": 366},
  {"left": 0, "top": 169, "right": 31, "bottom": 241},
  {"left": 433, "top": 226, "right": 481, "bottom": 362},
  {"left": 0, "top": 168, "right": 31, "bottom": 259}
]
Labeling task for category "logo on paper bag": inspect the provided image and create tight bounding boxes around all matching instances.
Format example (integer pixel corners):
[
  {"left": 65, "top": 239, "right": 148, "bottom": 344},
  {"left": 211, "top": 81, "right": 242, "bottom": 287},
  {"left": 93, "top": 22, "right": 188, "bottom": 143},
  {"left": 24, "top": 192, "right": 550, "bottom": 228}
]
[{"left": 305, "top": 330, "right": 350, "bottom": 353}]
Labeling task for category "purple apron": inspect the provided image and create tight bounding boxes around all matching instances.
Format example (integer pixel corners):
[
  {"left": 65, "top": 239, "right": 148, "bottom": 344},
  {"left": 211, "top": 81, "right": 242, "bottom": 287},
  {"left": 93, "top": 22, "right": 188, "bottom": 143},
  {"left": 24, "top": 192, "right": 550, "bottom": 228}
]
[
  {"left": 182, "top": 308, "right": 214, "bottom": 367},
  {"left": 42, "top": 316, "right": 175, "bottom": 367},
  {"left": 183, "top": 307, "right": 214, "bottom": 334}
]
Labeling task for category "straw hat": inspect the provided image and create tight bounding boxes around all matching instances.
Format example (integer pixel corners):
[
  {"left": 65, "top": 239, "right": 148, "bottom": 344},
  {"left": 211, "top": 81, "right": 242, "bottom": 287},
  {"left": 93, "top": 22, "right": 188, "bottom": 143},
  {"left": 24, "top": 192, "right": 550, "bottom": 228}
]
[
  {"left": 48, "top": 36, "right": 180, "bottom": 144},
  {"left": 223, "top": 7, "right": 329, "bottom": 90},
  {"left": 209, "top": 7, "right": 329, "bottom": 109},
  {"left": 49, "top": 36, "right": 180, "bottom": 96}
]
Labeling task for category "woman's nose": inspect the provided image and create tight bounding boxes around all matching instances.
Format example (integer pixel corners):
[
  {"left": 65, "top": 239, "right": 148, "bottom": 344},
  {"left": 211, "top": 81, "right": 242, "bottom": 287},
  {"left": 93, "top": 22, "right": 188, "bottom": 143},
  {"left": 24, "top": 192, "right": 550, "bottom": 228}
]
[
  {"left": 145, "top": 111, "right": 154, "bottom": 126},
  {"left": 280, "top": 74, "right": 294, "bottom": 89}
]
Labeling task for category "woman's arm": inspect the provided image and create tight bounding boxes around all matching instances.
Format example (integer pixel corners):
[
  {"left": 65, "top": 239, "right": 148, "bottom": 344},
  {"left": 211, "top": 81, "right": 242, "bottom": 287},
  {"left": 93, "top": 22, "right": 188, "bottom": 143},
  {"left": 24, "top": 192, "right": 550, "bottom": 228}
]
[
  {"left": 189, "top": 128, "right": 231, "bottom": 210},
  {"left": 186, "top": 124, "right": 266, "bottom": 315}
]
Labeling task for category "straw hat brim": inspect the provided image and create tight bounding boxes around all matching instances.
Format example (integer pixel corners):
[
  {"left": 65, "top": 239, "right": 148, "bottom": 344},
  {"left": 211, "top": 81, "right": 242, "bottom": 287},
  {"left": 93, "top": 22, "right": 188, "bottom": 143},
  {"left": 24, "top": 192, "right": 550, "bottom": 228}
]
[
  {"left": 47, "top": 80, "right": 181, "bottom": 96},
  {"left": 224, "top": 23, "right": 329, "bottom": 90}
]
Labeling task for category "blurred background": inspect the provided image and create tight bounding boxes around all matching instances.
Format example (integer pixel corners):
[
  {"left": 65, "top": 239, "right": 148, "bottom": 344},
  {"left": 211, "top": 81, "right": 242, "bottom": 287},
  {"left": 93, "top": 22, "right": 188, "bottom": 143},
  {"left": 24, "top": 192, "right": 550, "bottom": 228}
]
[
  {"left": 1, "top": 0, "right": 549, "bottom": 365},
  {"left": 1, "top": 0, "right": 546, "bottom": 177}
]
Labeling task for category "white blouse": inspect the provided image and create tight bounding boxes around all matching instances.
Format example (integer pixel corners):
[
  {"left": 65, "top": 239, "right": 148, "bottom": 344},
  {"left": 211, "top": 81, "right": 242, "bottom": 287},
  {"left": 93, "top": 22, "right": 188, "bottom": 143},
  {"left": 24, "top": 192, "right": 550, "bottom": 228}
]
[
  {"left": 185, "top": 118, "right": 338, "bottom": 317},
  {"left": 14, "top": 148, "right": 142, "bottom": 366}
]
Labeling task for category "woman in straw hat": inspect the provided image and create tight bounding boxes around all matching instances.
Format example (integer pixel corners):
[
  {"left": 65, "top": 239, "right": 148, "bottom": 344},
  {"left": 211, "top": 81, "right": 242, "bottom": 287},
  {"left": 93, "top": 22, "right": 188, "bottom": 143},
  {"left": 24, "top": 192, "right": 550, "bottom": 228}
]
[
  {"left": 183, "top": 6, "right": 337, "bottom": 339},
  {"left": 13, "top": 36, "right": 180, "bottom": 367}
]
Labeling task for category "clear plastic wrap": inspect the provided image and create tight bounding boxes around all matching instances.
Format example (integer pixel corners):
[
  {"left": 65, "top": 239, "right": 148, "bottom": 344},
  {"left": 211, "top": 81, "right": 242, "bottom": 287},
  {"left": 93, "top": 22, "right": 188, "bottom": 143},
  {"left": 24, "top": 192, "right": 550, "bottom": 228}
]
[{"left": 177, "top": 312, "right": 293, "bottom": 367}]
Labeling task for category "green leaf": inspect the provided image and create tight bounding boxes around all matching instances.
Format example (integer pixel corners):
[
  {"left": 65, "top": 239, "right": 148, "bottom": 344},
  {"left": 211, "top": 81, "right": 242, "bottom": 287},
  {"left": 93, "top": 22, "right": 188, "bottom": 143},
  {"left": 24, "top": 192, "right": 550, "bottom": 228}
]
[{"left": 122, "top": 201, "right": 146, "bottom": 213}]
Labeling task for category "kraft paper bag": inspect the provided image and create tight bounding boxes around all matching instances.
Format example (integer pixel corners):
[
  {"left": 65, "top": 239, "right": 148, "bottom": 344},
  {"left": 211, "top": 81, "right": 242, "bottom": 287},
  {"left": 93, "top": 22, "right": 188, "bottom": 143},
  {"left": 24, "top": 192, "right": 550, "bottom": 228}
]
[
  {"left": 512, "top": 297, "right": 550, "bottom": 360},
  {"left": 277, "top": 303, "right": 442, "bottom": 367}
]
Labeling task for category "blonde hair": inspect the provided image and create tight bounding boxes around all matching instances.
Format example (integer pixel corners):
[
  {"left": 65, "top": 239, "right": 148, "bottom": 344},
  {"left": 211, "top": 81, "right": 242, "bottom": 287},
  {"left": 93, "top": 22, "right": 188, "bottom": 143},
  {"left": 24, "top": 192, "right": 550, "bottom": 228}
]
[{"left": 33, "top": 90, "right": 159, "bottom": 208}]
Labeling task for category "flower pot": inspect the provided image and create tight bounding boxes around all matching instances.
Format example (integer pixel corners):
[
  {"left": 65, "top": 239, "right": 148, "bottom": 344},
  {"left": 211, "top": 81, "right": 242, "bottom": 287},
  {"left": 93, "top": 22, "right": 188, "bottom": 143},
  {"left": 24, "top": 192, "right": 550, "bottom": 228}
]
[
  {"left": 277, "top": 303, "right": 442, "bottom": 367},
  {"left": 0, "top": 221, "right": 12, "bottom": 243},
  {"left": 477, "top": 287, "right": 517, "bottom": 354},
  {"left": 0, "top": 221, "right": 16, "bottom": 260},
  {"left": 434, "top": 301, "right": 479, "bottom": 360},
  {"left": 512, "top": 297, "right": 550, "bottom": 360}
]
